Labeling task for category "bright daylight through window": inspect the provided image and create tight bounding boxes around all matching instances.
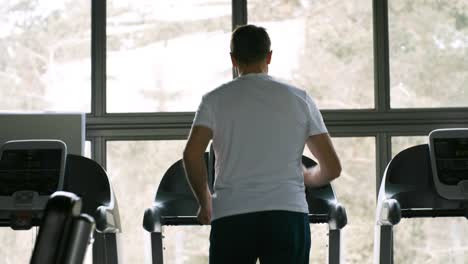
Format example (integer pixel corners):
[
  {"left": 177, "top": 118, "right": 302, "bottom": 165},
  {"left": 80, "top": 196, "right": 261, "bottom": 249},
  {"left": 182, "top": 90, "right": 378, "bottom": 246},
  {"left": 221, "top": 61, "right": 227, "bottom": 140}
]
[
  {"left": 389, "top": 0, "right": 468, "bottom": 108},
  {"left": 248, "top": 0, "right": 374, "bottom": 109},
  {"left": 0, "top": 1, "right": 91, "bottom": 112},
  {"left": 106, "top": 0, "right": 232, "bottom": 112}
]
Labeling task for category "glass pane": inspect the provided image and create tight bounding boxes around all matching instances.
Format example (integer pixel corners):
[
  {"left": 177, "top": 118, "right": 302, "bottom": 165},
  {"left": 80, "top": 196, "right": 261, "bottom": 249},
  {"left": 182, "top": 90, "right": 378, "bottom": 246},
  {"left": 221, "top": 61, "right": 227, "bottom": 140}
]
[
  {"left": 107, "top": 140, "right": 213, "bottom": 263},
  {"left": 162, "top": 226, "right": 210, "bottom": 263},
  {"left": 248, "top": 0, "right": 374, "bottom": 109},
  {"left": 392, "top": 136, "right": 468, "bottom": 262},
  {"left": 84, "top": 141, "right": 91, "bottom": 159},
  {"left": 394, "top": 218, "right": 468, "bottom": 263},
  {"left": 106, "top": 0, "right": 231, "bottom": 112},
  {"left": 0, "top": 1, "right": 91, "bottom": 112},
  {"left": 391, "top": 136, "right": 427, "bottom": 157},
  {"left": 389, "top": 0, "right": 468, "bottom": 108},
  {"left": 0, "top": 228, "right": 37, "bottom": 263},
  {"left": 304, "top": 137, "right": 376, "bottom": 263}
]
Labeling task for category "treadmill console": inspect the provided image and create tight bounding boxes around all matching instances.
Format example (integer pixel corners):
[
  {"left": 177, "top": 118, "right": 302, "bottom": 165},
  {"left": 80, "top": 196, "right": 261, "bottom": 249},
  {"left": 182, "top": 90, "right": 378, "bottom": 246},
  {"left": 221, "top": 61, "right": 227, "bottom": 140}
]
[
  {"left": 0, "top": 140, "right": 67, "bottom": 229},
  {"left": 429, "top": 128, "right": 468, "bottom": 200}
]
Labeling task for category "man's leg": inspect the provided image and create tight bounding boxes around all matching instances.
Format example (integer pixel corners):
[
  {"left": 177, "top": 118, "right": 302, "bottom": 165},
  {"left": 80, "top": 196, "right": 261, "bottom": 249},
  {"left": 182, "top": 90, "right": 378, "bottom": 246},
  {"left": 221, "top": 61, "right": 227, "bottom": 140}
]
[
  {"left": 258, "top": 211, "right": 311, "bottom": 264},
  {"left": 209, "top": 212, "right": 260, "bottom": 264}
]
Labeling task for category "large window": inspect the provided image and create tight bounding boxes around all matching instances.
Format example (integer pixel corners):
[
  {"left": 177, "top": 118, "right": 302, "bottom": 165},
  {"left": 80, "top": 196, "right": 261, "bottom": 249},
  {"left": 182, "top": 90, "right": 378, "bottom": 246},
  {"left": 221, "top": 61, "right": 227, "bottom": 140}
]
[
  {"left": 389, "top": 0, "right": 468, "bottom": 108},
  {"left": 106, "top": 0, "right": 232, "bottom": 112},
  {"left": 0, "top": 0, "right": 91, "bottom": 112},
  {"left": 248, "top": 0, "right": 374, "bottom": 109}
]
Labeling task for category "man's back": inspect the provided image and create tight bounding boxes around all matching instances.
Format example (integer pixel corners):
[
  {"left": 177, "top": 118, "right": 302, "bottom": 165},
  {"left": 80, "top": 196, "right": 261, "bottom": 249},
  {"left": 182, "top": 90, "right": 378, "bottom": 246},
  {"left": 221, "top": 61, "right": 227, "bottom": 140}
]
[
  {"left": 194, "top": 73, "right": 327, "bottom": 220},
  {"left": 183, "top": 24, "right": 339, "bottom": 264}
]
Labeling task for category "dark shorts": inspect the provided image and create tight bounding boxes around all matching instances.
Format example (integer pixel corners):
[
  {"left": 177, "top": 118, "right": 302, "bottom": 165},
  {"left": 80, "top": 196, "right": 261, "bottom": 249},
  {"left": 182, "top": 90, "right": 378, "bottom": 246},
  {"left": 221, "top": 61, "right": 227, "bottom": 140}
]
[{"left": 209, "top": 210, "right": 311, "bottom": 264}]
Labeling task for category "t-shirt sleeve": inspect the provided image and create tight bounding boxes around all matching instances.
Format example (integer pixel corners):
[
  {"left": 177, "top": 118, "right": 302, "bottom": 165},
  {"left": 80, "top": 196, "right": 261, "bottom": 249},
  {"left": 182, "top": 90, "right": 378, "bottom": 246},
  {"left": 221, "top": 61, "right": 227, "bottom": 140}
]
[
  {"left": 305, "top": 93, "right": 328, "bottom": 136},
  {"left": 192, "top": 95, "right": 215, "bottom": 130}
]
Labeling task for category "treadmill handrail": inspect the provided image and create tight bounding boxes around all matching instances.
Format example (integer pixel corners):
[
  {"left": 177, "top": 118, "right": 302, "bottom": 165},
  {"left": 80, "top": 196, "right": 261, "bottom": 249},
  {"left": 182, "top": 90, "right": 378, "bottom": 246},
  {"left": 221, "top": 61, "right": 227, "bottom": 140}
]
[
  {"left": 146, "top": 212, "right": 335, "bottom": 226},
  {"left": 144, "top": 154, "right": 347, "bottom": 231}
]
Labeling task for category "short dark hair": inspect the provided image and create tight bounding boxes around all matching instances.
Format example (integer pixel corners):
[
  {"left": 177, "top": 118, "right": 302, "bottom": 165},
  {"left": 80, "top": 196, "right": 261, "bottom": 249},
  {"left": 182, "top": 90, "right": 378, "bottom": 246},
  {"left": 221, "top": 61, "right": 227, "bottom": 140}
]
[{"left": 230, "top": 24, "right": 271, "bottom": 65}]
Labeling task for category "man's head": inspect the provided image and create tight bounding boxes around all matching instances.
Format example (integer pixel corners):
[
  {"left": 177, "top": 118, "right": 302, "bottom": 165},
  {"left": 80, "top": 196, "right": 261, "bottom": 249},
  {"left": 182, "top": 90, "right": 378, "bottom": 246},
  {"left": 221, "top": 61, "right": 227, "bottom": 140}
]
[{"left": 230, "top": 24, "right": 272, "bottom": 72}]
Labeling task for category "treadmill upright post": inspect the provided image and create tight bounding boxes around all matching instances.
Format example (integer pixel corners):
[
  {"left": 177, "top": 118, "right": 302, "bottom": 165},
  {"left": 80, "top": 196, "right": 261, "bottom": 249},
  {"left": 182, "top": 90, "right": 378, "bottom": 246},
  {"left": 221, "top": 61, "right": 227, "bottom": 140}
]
[
  {"left": 328, "top": 229, "right": 342, "bottom": 264},
  {"left": 375, "top": 225, "right": 393, "bottom": 264}
]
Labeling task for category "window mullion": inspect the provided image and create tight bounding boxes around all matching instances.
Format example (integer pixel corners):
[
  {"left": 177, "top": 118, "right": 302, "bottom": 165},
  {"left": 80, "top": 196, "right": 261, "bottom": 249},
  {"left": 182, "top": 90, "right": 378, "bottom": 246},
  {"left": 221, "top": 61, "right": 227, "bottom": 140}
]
[
  {"left": 373, "top": 0, "right": 390, "bottom": 112},
  {"left": 91, "top": 0, "right": 107, "bottom": 117}
]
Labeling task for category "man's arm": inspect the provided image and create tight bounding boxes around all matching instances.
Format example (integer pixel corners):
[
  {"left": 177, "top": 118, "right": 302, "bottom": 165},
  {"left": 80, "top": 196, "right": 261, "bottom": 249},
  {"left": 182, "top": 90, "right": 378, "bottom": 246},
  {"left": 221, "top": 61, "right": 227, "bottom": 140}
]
[
  {"left": 303, "top": 133, "right": 342, "bottom": 187},
  {"left": 183, "top": 125, "right": 213, "bottom": 224}
]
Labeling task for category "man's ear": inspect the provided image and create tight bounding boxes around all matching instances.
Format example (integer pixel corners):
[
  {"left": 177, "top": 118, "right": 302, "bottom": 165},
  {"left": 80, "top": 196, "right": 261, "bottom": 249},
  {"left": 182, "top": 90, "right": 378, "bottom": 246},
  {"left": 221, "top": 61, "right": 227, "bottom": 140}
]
[
  {"left": 266, "top": 50, "right": 272, "bottom": 65},
  {"left": 230, "top": 53, "right": 238, "bottom": 67}
]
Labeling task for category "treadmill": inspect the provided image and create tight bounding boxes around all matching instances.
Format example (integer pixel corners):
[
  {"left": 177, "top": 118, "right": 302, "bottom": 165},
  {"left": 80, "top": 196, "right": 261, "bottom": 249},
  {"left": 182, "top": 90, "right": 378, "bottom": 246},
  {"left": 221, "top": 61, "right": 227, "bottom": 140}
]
[
  {"left": 64, "top": 154, "right": 122, "bottom": 264},
  {"left": 374, "top": 128, "right": 468, "bottom": 264},
  {"left": 0, "top": 140, "right": 67, "bottom": 229},
  {"left": 0, "top": 140, "right": 94, "bottom": 263},
  {"left": 143, "top": 148, "right": 347, "bottom": 264},
  {"left": 0, "top": 140, "right": 122, "bottom": 264}
]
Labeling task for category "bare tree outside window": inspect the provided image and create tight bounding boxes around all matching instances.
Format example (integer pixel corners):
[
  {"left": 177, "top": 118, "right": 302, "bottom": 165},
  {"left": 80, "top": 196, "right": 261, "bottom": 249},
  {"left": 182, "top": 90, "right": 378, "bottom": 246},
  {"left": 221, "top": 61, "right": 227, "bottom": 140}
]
[
  {"left": 0, "top": 0, "right": 91, "bottom": 112},
  {"left": 248, "top": 0, "right": 374, "bottom": 109},
  {"left": 389, "top": 0, "right": 468, "bottom": 108}
]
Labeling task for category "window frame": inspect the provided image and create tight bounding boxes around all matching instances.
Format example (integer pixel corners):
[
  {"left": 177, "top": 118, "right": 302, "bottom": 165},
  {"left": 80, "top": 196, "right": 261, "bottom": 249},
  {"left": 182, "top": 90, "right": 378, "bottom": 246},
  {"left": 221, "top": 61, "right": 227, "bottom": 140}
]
[{"left": 86, "top": 0, "right": 468, "bottom": 192}]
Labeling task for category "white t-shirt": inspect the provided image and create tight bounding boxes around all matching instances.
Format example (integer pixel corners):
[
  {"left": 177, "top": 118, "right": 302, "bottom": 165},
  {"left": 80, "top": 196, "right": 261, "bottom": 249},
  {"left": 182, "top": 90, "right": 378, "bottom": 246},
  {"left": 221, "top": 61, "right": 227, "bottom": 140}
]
[{"left": 193, "top": 73, "right": 328, "bottom": 220}]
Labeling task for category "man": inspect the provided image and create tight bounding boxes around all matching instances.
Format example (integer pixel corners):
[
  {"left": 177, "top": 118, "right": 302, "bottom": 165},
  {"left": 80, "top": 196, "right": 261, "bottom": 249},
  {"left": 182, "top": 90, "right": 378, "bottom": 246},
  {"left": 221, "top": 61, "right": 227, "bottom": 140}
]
[{"left": 183, "top": 24, "right": 341, "bottom": 264}]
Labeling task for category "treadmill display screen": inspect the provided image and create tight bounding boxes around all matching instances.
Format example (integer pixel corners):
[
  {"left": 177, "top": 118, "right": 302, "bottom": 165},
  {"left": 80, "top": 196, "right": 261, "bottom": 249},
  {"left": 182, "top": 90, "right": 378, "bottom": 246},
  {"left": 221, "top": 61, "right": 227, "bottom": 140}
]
[
  {"left": 434, "top": 138, "right": 468, "bottom": 185},
  {"left": 0, "top": 149, "right": 62, "bottom": 195}
]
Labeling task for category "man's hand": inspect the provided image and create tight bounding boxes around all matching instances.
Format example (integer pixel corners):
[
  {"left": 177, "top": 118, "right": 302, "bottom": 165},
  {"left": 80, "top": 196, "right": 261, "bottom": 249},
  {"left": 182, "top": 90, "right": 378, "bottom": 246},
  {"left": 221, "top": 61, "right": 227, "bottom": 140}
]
[
  {"left": 197, "top": 197, "right": 212, "bottom": 225},
  {"left": 304, "top": 133, "right": 341, "bottom": 187}
]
